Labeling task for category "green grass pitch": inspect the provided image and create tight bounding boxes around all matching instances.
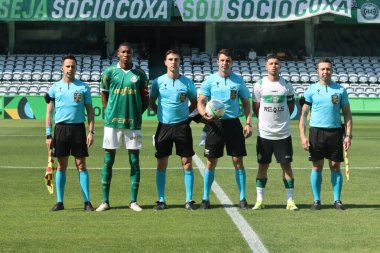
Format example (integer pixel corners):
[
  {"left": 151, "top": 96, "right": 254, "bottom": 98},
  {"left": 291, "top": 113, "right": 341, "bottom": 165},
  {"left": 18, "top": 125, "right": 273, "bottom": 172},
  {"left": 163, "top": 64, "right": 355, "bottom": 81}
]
[{"left": 0, "top": 119, "right": 379, "bottom": 253}]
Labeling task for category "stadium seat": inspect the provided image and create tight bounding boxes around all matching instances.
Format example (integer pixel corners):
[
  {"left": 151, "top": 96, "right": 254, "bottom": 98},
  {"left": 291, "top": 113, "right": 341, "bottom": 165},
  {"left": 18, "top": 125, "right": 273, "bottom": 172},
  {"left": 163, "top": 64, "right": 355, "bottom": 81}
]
[
  {"left": 358, "top": 75, "right": 368, "bottom": 84},
  {"left": 28, "top": 85, "right": 39, "bottom": 95},
  {"left": 367, "top": 93, "right": 378, "bottom": 98},
  {"left": 8, "top": 85, "right": 18, "bottom": 95},
  {"left": 21, "top": 71, "right": 32, "bottom": 81},
  {"left": 280, "top": 72, "right": 290, "bottom": 81},
  {"left": 12, "top": 71, "right": 23, "bottom": 81},
  {"left": 348, "top": 73, "right": 359, "bottom": 83},
  {"left": 338, "top": 73, "right": 348, "bottom": 83},
  {"left": 193, "top": 73, "right": 204, "bottom": 82},
  {"left": 355, "top": 87, "right": 365, "bottom": 93},
  {"left": 310, "top": 74, "right": 319, "bottom": 83},
  {"left": 51, "top": 71, "right": 61, "bottom": 81},
  {"left": 300, "top": 72, "right": 310, "bottom": 83},
  {"left": 242, "top": 73, "right": 251, "bottom": 83},
  {"left": 90, "top": 72, "right": 101, "bottom": 82},
  {"left": 0, "top": 86, "right": 7, "bottom": 95},
  {"left": 290, "top": 72, "right": 300, "bottom": 82},
  {"left": 331, "top": 73, "right": 339, "bottom": 82}
]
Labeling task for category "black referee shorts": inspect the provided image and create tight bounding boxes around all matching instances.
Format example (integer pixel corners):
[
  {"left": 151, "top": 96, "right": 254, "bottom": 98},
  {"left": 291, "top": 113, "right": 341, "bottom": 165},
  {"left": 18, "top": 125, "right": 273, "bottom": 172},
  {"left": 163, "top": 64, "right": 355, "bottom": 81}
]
[
  {"left": 308, "top": 127, "right": 344, "bottom": 162},
  {"left": 204, "top": 118, "right": 246, "bottom": 158},
  {"left": 53, "top": 123, "right": 88, "bottom": 158},
  {"left": 154, "top": 121, "right": 195, "bottom": 158}
]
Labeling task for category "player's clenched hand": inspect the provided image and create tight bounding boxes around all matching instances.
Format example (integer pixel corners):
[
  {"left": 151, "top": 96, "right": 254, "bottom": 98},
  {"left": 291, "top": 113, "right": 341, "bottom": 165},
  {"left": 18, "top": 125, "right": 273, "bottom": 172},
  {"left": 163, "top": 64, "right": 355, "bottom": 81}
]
[
  {"left": 87, "top": 133, "right": 94, "bottom": 147},
  {"left": 343, "top": 136, "right": 351, "bottom": 151},
  {"left": 301, "top": 137, "right": 309, "bottom": 151},
  {"left": 46, "top": 138, "right": 52, "bottom": 150},
  {"left": 202, "top": 114, "right": 218, "bottom": 122},
  {"left": 243, "top": 125, "right": 252, "bottom": 139}
]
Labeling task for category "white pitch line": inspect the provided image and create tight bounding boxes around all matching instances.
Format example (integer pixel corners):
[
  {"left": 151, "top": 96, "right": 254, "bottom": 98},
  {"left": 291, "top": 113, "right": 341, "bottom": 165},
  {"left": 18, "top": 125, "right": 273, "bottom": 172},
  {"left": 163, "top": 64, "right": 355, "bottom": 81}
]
[{"left": 192, "top": 154, "right": 269, "bottom": 253}]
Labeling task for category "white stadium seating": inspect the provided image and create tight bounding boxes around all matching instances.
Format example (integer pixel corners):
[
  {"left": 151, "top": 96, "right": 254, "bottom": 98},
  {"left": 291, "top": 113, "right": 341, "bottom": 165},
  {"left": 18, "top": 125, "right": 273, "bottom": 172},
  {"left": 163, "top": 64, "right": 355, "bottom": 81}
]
[{"left": 0, "top": 54, "right": 380, "bottom": 97}]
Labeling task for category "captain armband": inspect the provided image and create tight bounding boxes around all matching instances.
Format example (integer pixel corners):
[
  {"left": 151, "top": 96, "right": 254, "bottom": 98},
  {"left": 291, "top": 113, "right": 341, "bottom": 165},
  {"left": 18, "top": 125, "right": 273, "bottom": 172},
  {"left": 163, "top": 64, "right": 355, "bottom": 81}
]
[
  {"left": 44, "top": 93, "right": 55, "bottom": 104},
  {"left": 287, "top": 95, "right": 295, "bottom": 102}
]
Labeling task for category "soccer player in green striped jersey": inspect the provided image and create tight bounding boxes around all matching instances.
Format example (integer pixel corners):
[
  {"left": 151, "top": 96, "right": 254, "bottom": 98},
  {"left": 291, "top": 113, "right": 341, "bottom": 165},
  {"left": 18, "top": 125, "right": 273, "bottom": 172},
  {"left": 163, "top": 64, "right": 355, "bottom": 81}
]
[{"left": 96, "top": 42, "right": 149, "bottom": 212}]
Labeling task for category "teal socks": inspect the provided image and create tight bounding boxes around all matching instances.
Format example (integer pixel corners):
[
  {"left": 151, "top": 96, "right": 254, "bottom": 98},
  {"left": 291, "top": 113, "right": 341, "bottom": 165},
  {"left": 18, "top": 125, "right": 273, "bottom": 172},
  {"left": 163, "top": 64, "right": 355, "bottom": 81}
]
[
  {"left": 203, "top": 169, "right": 215, "bottom": 201},
  {"left": 55, "top": 170, "right": 66, "bottom": 203},
  {"left": 156, "top": 170, "right": 166, "bottom": 202},
  {"left": 184, "top": 169, "right": 194, "bottom": 202},
  {"left": 235, "top": 169, "right": 246, "bottom": 201},
  {"left": 79, "top": 170, "right": 90, "bottom": 202},
  {"left": 311, "top": 170, "right": 322, "bottom": 201},
  {"left": 331, "top": 170, "right": 343, "bottom": 202}
]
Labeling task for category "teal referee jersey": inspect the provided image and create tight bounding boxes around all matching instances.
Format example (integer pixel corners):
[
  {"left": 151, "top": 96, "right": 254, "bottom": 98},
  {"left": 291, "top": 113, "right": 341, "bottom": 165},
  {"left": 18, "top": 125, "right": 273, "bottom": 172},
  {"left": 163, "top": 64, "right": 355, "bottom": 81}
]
[{"left": 48, "top": 79, "right": 92, "bottom": 124}]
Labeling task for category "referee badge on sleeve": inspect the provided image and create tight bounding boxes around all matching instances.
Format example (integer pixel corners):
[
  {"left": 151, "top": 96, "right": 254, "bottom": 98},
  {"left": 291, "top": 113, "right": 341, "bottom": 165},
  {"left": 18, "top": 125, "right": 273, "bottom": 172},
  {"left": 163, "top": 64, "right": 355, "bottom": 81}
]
[
  {"left": 331, "top": 95, "right": 339, "bottom": 104},
  {"left": 74, "top": 93, "right": 82, "bottom": 102}
]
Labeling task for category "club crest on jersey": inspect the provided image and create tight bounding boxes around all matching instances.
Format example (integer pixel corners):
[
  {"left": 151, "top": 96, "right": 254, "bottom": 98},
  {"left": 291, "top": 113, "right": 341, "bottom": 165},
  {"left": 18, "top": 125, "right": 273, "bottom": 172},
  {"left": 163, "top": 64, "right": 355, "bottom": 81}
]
[
  {"left": 130, "top": 75, "right": 138, "bottom": 83},
  {"left": 179, "top": 93, "right": 187, "bottom": 102},
  {"left": 230, "top": 90, "right": 237, "bottom": 99},
  {"left": 74, "top": 93, "right": 82, "bottom": 102},
  {"left": 331, "top": 95, "right": 339, "bottom": 104}
]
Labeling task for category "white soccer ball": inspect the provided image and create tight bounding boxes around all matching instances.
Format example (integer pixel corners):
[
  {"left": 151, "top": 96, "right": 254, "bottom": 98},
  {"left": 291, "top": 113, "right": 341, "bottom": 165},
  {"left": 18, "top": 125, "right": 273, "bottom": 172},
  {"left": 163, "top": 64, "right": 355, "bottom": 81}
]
[{"left": 205, "top": 99, "right": 225, "bottom": 118}]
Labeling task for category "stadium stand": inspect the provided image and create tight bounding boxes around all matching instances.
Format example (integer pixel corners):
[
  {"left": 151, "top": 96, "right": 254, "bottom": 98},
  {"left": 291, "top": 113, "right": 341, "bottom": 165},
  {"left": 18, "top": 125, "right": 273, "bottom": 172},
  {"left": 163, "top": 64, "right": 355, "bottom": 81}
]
[
  {"left": 0, "top": 52, "right": 379, "bottom": 97},
  {"left": 0, "top": 53, "right": 149, "bottom": 95}
]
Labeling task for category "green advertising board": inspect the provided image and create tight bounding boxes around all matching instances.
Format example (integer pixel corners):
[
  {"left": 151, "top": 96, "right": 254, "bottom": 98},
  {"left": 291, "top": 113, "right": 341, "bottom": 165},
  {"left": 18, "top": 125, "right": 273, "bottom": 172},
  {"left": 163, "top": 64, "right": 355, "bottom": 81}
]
[{"left": 0, "top": 0, "right": 172, "bottom": 21}]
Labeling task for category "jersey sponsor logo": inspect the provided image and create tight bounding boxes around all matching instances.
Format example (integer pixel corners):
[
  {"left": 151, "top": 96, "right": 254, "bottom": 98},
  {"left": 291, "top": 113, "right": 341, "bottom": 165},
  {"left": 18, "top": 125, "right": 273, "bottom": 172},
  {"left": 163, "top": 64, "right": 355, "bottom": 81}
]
[
  {"left": 331, "top": 94, "right": 339, "bottom": 104},
  {"left": 230, "top": 90, "right": 237, "bottom": 99},
  {"left": 111, "top": 117, "right": 135, "bottom": 124},
  {"left": 74, "top": 92, "right": 82, "bottom": 102},
  {"left": 113, "top": 87, "right": 137, "bottom": 95},
  {"left": 263, "top": 106, "right": 285, "bottom": 113},
  {"left": 179, "top": 93, "right": 187, "bottom": 102}
]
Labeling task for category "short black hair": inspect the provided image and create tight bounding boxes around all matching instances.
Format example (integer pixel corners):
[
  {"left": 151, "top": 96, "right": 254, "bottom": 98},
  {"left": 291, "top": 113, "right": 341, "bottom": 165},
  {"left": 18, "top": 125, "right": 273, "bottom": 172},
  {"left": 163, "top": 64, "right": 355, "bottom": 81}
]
[
  {"left": 217, "top": 49, "right": 232, "bottom": 59},
  {"left": 164, "top": 49, "right": 181, "bottom": 60},
  {"left": 265, "top": 54, "right": 280, "bottom": 62},
  {"left": 317, "top": 58, "right": 332, "bottom": 69},
  {"left": 118, "top": 42, "right": 133, "bottom": 51},
  {"left": 62, "top": 54, "right": 77, "bottom": 64}
]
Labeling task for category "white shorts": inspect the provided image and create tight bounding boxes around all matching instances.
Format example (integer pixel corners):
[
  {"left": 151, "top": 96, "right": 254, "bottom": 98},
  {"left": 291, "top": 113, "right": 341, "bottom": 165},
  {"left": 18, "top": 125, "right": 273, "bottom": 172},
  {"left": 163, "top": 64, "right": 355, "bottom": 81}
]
[{"left": 102, "top": 127, "right": 142, "bottom": 150}]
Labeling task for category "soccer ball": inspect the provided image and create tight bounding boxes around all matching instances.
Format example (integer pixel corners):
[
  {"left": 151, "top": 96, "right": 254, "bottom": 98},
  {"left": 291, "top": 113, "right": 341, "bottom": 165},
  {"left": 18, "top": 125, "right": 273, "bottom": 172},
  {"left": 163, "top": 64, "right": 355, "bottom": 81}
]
[{"left": 205, "top": 99, "right": 225, "bottom": 118}]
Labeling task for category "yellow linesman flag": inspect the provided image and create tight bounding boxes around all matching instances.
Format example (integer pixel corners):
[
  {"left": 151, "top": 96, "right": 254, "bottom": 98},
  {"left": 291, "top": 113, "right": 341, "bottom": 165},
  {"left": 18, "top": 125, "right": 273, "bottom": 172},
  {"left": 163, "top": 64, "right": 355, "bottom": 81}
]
[{"left": 45, "top": 150, "right": 55, "bottom": 194}]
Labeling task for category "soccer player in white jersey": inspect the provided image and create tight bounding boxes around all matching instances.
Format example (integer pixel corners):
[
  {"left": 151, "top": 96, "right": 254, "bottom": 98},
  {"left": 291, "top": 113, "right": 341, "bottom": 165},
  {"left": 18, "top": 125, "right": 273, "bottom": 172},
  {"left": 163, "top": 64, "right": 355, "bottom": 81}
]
[{"left": 251, "top": 54, "right": 298, "bottom": 211}]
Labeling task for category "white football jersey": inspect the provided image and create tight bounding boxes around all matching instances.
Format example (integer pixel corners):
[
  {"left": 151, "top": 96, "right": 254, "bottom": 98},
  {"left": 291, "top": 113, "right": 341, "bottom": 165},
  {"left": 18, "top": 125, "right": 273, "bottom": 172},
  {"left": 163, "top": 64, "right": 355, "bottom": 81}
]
[{"left": 252, "top": 76, "right": 294, "bottom": 140}]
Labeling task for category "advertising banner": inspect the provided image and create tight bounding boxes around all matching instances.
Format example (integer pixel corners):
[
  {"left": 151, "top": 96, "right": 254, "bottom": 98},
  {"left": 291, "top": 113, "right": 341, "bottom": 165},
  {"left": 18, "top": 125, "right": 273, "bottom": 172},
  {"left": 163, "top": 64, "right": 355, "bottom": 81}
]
[
  {"left": 176, "top": 0, "right": 352, "bottom": 22},
  {"left": 0, "top": 0, "right": 172, "bottom": 21}
]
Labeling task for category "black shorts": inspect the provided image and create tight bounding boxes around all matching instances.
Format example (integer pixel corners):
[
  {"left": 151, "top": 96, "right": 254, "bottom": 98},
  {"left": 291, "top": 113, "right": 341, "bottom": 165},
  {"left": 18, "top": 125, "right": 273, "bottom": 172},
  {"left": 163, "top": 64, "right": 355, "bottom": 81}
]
[
  {"left": 154, "top": 121, "right": 195, "bottom": 158},
  {"left": 53, "top": 123, "right": 88, "bottom": 158},
  {"left": 256, "top": 136, "right": 293, "bottom": 164},
  {"left": 204, "top": 118, "right": 246, "bottom": 158},
  {"left": 308, "top": 127, "right": 344, "bottom": 162}
]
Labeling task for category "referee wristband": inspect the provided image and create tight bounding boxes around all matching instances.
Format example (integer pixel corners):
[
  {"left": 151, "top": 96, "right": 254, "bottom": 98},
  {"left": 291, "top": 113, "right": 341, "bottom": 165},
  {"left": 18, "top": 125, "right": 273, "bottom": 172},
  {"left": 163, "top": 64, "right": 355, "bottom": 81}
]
[{"left": 46, "top": 126, "right": 52, "bottom": 136}]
